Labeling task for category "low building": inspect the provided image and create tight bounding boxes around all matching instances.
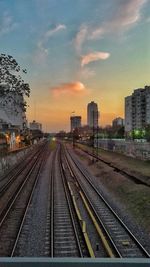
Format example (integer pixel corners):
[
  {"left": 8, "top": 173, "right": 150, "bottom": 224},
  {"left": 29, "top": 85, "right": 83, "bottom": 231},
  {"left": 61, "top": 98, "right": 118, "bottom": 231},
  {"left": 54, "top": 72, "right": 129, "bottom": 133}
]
[
  {"left": 70, "top": 116, "right": 81, "bottom": 132},
  {"left": 78, "top": 125, "right": 93, "bottom": 139},
  {"left": 29, "top": 120, "right": 42, "bottom": 131},
  {"left": 112, "top": 117, "right": 124, "bottom": 128}
]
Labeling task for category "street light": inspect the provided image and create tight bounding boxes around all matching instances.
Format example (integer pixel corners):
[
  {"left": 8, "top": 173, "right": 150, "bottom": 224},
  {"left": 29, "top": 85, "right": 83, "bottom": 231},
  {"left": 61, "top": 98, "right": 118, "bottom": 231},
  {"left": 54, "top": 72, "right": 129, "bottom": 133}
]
[
  {"left": 92, "top": 110, "right": 99, "bottom": 163},
  {"left": 71, "top": 111, "right": 75, "bottom": 149}
]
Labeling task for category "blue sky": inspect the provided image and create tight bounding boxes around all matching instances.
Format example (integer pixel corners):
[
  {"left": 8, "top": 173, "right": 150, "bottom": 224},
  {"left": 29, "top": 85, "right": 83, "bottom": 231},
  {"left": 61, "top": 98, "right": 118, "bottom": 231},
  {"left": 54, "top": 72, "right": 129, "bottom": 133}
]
[{"left": 0, "top": 0, "right": 150, "bottom": 131}]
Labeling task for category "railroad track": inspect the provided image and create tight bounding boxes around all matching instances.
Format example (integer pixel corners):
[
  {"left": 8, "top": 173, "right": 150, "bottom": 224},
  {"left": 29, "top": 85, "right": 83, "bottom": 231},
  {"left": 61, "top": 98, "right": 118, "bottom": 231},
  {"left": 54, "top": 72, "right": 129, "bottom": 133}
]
[
  {"left": 63, "top": 144, "right": 150, "bottom": 258},
  {"left": 0, "top": 142, "right": 46, "bottom": 195},
  {"left": 0, "top": 142, "right": 48, "bottom": 224},
  {"left": 49, "top": 145, "right": 90, "bottom": 257},
  {"left": 0, "top": 143, "right": 48, "bottom": 256},
  {"left": 60, "top": 147, "right": 114, "bottom": 258}
]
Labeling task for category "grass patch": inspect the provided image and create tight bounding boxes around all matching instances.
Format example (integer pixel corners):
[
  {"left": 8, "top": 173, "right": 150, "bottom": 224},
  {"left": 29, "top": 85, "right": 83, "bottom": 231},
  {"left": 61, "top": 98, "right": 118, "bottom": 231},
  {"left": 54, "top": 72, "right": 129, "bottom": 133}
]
[
  {"left": 116, "top": 184, "right": 150, "bottom": 230},
  {"left": 78, "top": 155, "right": 85, "bottom": 160},
  {"left": 49, "top": 140, "right": 56, "bottom": 151}
]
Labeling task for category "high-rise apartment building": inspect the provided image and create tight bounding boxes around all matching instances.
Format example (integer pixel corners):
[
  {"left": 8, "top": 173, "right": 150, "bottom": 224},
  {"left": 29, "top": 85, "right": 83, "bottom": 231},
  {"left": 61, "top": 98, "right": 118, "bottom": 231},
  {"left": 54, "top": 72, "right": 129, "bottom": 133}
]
[
  {"left": 125, "top": 86, "right": 150, "bottom": 133},
  {"left": 87, "top": 101, "right": 99, "bottom": 128},
  {"left": 70, "top": 116, "right": 81, "bottom": 132}
]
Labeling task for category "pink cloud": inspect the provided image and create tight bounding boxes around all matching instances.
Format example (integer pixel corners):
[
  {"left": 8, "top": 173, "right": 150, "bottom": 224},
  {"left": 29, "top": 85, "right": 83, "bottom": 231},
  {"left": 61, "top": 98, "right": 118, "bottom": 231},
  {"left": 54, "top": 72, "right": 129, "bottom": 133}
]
[
  {"left": 74, "top": 25, "right": 88, "bottom": 53},
  {"left": 81, "top": 52, "right": 110, "bottom": 67},
  {"left": 90, "top": 0, "right": 147, "bottom": 39},
  {"left": 75, "top": 0, "right": 147, "bottom": 47},
  {"left": 33, "top": 23, "right": 66, "bottom": 65},
  {"left": 80, "top": 67, "right": 96, "bottom": 79},
  {"left": 113, "top": 0, "right": 146, "bottom": 27},
  {"left": 45, "top": 24, "right": 66, "bottom": 38},
  {"left": 51, "top": 81, "right": 87, "bottom": 97}
]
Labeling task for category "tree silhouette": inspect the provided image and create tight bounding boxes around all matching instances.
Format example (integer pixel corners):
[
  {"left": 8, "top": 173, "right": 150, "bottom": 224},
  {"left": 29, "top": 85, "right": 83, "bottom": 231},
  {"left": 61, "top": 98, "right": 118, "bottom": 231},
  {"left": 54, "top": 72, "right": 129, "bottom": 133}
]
[{"left": 0, "top": 54, "right": 30, "bottom": 112}]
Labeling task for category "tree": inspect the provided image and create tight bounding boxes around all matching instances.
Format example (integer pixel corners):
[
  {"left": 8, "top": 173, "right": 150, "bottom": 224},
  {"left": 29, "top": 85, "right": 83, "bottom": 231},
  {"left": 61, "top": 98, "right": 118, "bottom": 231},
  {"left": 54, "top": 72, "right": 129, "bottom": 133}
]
[
  {"left": 73, "top": 127, "right": 80, "bottom": 141},
  {"left": 0, "top": 54, "right": 30, "bottom": 112},
  {"left": 145, "top": 125, "right": 150, "bottom": 142},
  {"left": 131, "top": 128, "right": 146, "bottom": 140},
  {"left": 115, "top": 126, "right": 125, "bottom": 138}
]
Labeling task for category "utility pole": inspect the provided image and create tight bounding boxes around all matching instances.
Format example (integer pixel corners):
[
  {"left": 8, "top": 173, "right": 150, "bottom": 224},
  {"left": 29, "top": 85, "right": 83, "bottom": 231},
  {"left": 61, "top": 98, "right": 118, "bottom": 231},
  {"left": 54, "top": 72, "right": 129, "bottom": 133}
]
[
  {"left": 92, "top": 111, "right": 99, "bottom": 162},
  {"left": 92, "top": 110, "right": 95, "bottom": 163},
  {"left": 73, "top": 129, "right": 75, "bottom": 149},
  {"left": 96, "top": 124, "right": 99, "bottom": 161},
  {"left": 71, "top": 111, "right": 75, "bottom": 149}
]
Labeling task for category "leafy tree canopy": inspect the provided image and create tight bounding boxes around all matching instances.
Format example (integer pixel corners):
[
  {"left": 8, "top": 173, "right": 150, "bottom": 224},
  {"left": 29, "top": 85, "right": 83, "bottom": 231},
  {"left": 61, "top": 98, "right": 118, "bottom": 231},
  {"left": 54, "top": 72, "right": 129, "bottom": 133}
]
[{"left": 0, "top": 54, "right": 30, "bottom": 101}]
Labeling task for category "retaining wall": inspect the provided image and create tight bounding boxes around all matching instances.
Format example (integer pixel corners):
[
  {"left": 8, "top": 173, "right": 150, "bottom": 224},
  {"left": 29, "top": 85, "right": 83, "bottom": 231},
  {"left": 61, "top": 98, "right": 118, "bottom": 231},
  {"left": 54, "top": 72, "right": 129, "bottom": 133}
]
[
  {"left": 0, "top": 146, "right": 33, "bottom": 176},
  {"left": 95, "top": 139, "right": 150, "bottom": 160}
]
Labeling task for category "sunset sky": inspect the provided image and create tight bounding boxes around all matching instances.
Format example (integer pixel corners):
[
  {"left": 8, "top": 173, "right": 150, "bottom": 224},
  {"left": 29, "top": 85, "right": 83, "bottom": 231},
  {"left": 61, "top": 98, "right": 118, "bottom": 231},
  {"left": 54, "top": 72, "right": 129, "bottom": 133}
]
[{"left": 0, "top": 0, "right": 150, "bottom": 132}]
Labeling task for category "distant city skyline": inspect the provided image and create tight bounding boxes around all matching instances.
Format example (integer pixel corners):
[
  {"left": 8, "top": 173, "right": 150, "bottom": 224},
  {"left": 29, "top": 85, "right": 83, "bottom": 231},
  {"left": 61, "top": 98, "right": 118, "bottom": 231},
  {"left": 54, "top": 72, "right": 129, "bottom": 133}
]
[{"left": 0, "top": 0, "right": 150, "bottom": 132}]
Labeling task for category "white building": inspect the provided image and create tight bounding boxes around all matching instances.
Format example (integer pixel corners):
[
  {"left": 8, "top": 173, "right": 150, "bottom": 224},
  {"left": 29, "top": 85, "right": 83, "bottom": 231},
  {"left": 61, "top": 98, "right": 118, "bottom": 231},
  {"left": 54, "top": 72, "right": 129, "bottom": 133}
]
[
  {"left": 87, "top": 101, "right": 99, "bottom": 128},
  {"left": 30, "top": 120, "right": 42, "bottom": 131},
  {"left": 125, "top": 86, "right": 150, "bottom": 133}
]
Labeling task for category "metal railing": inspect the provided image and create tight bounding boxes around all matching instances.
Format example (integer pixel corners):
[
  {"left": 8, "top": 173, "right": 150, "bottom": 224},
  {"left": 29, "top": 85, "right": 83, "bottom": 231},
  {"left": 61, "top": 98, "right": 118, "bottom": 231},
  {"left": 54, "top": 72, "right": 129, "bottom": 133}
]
[{"left": 0, "top": 258, "right": 149, "bottom": 266}]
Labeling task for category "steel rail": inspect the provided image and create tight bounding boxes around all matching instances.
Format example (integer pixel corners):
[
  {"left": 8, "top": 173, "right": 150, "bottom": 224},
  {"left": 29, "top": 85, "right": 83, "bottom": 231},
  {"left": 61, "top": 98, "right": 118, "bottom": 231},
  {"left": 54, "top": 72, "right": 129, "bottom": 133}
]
[
  {"left": 51, "top": 145, "right": 84, "bottom": 257},
  {"left": 0, "top": 143, "right": 46, "bottom": 195},
  {"left": 64, "top": 145, "right": 150, "bottom": 258},
  {"left": 11, "top": 147, "right": 48, "bottom": 256},
  {"left": 0, "top": 143, "right": 47, "bottom": 221},
  {"left": 59, "top": 146, "right": 85, "bottom": 257},
  {"left": 62, "top": 146, "right": 119, "bottom": 258},
  {"left": 0, "top": 143, "right": 48, "bottom": 256},
  {"left": 50, "top": 148, "right": 56, "bottom": 257}
]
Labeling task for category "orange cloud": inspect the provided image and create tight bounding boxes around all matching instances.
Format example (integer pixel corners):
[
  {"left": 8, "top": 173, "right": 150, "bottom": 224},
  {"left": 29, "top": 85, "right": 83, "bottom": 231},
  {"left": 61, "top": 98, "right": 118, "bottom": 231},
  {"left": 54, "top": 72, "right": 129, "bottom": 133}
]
[
  {"left": 51, "top": 81, "right": 87, "bottom": 97},
  {"left": 81, "top": 52, "right": 110, "bottom": 67}
]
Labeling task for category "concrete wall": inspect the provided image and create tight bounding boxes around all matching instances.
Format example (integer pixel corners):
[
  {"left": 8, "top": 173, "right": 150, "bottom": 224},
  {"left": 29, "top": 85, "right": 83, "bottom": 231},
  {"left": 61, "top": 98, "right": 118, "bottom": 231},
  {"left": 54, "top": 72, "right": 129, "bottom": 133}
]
[
  {"left": 95, "top": 139, "right": 150, "bottom": 160},
  {"left": 0, "top": 146, "right": 33, "bottom": 176}
]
